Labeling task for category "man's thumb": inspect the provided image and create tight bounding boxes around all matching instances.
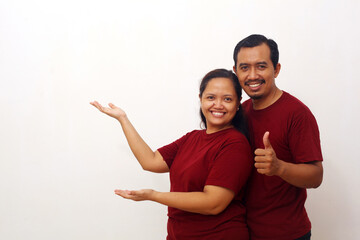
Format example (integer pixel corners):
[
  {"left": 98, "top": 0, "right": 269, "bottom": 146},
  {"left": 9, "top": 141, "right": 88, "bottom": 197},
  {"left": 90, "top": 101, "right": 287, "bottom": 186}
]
[{"left": 263, "top": 131, "right": 272, "bottom": 149}]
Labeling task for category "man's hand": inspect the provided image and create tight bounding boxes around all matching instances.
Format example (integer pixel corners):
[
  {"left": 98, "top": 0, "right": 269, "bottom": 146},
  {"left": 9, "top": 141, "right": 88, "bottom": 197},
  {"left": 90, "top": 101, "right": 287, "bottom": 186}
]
[
  {"left": 254, "top": 131, "right": 284, "bottom": 176},
  {"left": 254, "top": 131, "right": 323, "bottom": 188}
]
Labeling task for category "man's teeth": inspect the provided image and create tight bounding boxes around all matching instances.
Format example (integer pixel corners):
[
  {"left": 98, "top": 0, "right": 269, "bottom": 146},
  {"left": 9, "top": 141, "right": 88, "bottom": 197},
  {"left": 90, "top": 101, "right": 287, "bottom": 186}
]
[
  {"left": 212, "top": 112, "right": 225, "bottom": 116},
  {"left": 249, "top": 83, "right": 261, "bottom": 87}
]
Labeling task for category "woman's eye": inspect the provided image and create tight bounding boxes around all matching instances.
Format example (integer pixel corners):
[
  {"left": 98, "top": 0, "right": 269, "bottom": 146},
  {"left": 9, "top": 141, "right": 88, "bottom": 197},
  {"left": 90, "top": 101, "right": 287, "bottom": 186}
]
[
  {"left": 225, "top": 98, "right": 232, "bottom": 102},
  {"left": 207, "top": 96, "right": 214, "bottom": 100}
]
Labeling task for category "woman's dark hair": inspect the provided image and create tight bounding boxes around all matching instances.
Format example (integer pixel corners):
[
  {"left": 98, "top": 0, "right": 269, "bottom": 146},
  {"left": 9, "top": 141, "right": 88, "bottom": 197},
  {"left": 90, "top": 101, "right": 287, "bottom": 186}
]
[
  {"left": 233, "top": 34, "right": 279, "bottom": 69},
  {"left": 199, "top": 69, "right": 248, "bottom": 138}
]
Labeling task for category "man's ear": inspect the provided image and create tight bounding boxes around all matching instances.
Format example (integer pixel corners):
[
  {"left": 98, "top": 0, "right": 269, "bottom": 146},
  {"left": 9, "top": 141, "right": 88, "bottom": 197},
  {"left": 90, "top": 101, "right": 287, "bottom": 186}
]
[{"left": 274, "top": 63, "right": 281, "bottom": 78}]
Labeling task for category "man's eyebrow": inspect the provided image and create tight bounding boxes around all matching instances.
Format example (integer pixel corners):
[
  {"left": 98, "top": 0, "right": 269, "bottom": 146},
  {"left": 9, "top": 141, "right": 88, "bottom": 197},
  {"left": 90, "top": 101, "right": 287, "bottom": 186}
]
[{"left": 239, "top": 61, "right": 268, "bottom": 66}]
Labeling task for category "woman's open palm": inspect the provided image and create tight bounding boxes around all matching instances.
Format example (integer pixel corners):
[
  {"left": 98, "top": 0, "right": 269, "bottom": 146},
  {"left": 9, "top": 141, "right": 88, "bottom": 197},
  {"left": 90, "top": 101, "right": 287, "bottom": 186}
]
[{"left": 90, "top": 101, "right": 126, "bottom": 120}]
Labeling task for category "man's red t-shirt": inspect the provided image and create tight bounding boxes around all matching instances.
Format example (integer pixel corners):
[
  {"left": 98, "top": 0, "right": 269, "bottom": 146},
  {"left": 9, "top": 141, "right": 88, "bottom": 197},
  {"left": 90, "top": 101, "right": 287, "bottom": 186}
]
[{"left": 242, "top": 91, "right": 323, "bottom": 240}]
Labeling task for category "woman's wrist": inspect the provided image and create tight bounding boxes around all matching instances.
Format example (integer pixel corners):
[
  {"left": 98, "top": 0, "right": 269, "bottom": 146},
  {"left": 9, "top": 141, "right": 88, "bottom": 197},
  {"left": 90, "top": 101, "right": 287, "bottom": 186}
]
[
  {"left": 117, "top": 114, "right": 128, "bottom": 123},
  {"left": 148, "top": 189, "right": 158, "bottom": 201}
]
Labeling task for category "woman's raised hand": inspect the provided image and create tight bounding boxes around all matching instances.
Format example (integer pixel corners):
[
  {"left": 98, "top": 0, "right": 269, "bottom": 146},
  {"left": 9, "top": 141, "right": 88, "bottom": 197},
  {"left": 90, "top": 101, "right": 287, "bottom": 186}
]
[
  {"left": 91, "top": 100, "right": 169, "bottom": 173},
  {"left": 90, "top": 101, "right": 126, "bottom": 121}
]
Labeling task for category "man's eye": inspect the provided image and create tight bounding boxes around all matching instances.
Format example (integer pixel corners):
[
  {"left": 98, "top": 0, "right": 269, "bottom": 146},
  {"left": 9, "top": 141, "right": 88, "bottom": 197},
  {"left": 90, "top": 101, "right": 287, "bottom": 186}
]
[
  {"left": 240, "top": 66, "right": 248, "bottom": 71},
  {"left": 258, "top": 65, "right": 266, "bottom": 69}
]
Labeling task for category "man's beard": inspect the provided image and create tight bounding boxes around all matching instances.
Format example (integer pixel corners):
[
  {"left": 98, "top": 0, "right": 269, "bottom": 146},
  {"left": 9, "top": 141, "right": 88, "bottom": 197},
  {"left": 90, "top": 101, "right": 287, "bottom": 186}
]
[{"left": 250, "top": 94, "right": 263, "bottom": 100}]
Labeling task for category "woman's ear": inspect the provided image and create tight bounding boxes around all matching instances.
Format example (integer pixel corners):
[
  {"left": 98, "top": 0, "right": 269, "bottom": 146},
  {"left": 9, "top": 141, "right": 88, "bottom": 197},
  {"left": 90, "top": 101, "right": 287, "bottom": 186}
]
[{"left": 237, "top": 98, "right": 242, "bottom": 111}]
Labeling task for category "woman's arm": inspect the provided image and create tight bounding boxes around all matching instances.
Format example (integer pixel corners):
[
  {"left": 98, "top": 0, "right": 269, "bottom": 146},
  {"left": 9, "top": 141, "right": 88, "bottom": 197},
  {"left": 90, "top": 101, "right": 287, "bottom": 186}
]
[
  {"left": 90, "top": 101, "right": 169, "bottom": 173},
  {"left": 115, "top": 185, "right": 235, "bottom": 215}
]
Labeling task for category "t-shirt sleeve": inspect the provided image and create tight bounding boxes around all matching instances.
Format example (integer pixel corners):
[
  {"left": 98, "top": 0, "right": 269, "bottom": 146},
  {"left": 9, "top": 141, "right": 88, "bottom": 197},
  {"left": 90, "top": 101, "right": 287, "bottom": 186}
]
[
  {"left": 205, "top": 137, "right": 253, "bottom": 194},
  {"left": 157, "top": 132, "right": 191, "bottom": 169},
  {"left": 289, "top": 107, "right": 323, "bottom": 163}
]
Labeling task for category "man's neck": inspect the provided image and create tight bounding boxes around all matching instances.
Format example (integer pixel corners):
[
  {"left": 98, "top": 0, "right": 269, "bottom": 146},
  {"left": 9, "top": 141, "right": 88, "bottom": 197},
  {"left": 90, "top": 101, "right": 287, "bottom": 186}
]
[{"left": 252, "top": 88, "right": 283, "bottom": 110}]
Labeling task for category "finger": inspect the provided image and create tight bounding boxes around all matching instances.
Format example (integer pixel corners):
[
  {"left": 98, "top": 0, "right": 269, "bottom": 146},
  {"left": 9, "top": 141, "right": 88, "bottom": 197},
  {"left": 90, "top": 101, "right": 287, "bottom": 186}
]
[
  {"left": 254, "top": 148, "right": 267, "bottom": 156},
  {"left": 90, "top": 101, "right": 99, "bottom": 109},
  {"left": 96, "top": 102, "right": 105, "bottom": 111},
  {"left": 257, "top": 168, "right": 268, "bottom": 175},
  {"left": 108, "top": 103, "right": 116, "bottom": 109},
  {"left": 128, "top": 190, "right": 137, "bottom": 196},
  {"left": 254, "top": 155, "right": 266, "bottom": 163},
  {"left": 92, "top": 101, "right": 101, "bottom": 106},
  {"left": 254, "top": 162, "right": 269, "bottom": 169},
  {"left": 263, "top": 131, "right": 272, "bottom": 149},
  {"left": 91, "top": 101, "right": 105, "bottom": 112},
  {"left": 114, "top": 189, "right": 129, "bottom": 198},
  {"left": 114, "top": 189, "right": 124, "bottom": 195}
]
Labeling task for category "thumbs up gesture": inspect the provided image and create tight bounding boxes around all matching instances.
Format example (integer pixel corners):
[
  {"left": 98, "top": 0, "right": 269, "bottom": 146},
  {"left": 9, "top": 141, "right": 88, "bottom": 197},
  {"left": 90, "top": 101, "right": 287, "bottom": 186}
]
[{"left": 254, "top": 132, "right": 283, "bottom": 176}]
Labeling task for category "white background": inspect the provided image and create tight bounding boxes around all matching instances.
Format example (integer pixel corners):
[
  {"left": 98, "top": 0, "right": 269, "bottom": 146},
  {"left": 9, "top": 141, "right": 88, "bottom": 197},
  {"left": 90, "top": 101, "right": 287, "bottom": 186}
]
[{"left": 1, "top": 0, "right": 359, "bottom": 239}]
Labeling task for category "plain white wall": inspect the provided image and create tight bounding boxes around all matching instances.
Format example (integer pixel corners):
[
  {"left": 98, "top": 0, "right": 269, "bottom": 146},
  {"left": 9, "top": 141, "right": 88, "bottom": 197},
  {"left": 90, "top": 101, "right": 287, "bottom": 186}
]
[{"left": 1, "top": 0, "right": 359, "bottom": 239}]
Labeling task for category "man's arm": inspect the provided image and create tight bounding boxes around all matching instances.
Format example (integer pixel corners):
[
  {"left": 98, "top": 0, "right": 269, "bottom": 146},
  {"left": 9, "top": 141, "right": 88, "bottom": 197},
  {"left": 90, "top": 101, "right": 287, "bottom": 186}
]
[{"left": 254, "top": 132, "right": 323, "bottom": 188}]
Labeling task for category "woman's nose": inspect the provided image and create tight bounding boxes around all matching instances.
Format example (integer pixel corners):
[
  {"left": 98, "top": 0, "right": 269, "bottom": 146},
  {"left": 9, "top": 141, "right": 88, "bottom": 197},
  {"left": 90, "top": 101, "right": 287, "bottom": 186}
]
[{"left": 213, "top": 100, "right": 223, "bottom": 108}]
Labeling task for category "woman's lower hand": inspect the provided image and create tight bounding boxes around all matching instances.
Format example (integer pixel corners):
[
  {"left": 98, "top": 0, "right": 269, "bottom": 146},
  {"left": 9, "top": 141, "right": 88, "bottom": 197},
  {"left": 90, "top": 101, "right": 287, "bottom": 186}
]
[{"left": 114, "top": 189, "right": 155, "bottom": 201}]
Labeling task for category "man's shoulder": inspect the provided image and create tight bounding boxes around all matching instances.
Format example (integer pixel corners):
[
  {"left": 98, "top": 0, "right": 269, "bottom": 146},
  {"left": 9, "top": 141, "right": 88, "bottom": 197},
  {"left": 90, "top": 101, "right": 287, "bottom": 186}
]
[
  {"left": 281, "top": 91, "right": 312, "bottom": 113},
  {"left": 241, "top": 91, "right": 313, "bottom": 116},
  {"left": 241, "top": 98, "right": 253, "bottom": 112},
  {"left": 243, "top": 98, "right": 252, "bottom": 105}
]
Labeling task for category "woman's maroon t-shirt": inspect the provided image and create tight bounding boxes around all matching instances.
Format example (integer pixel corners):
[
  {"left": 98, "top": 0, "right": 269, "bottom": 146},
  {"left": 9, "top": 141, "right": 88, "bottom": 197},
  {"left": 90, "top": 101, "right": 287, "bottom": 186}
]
[{"left": 158, "top": 128, "right": 253, "bottom": 239}]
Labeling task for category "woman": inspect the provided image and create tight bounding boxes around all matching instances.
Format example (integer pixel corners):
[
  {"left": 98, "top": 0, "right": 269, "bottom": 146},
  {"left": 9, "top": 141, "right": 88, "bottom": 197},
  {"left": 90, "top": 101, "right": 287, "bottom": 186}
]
[{"left": 90, "top": 69, "right": 253, "bottom": 239}]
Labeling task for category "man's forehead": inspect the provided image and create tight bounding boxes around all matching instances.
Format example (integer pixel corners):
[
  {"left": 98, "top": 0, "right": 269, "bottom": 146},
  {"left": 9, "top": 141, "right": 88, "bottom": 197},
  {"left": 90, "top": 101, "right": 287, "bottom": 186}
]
[{"left": 237, "top": 45, "right": 271, "bottom": 63}]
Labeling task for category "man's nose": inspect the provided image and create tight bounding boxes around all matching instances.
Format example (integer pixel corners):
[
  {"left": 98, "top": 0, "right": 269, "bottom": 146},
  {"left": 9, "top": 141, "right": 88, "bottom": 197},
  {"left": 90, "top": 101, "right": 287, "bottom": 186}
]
[{"left": 248, "top": 67, "right": 258, "bottom": 79}]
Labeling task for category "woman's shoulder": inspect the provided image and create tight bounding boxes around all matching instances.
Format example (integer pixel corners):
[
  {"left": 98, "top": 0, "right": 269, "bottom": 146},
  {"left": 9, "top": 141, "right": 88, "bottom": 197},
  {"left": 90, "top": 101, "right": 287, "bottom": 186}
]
[
  {"left": 212, "top": 128, "right": 249, "bottom": 146},
  {"left": 216, "top": 129, "right": 252, "bottom": 154},
  {"left": 184, "top": 129, "right": 248, "bottom": 145},
  {"left": 177, "top": 129, "right": 205, "bottom": 141},
  {"left": 185, "top": 129, "right": 205, "bottom": 136},
  {"left": 226, "top": 128, "right": 248, "bottom": 140}
]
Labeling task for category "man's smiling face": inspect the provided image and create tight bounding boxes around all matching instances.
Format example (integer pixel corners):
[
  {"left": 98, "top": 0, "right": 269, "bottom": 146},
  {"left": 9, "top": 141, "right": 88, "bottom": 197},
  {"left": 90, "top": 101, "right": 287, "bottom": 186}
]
[{"left": 234, "top": 43, "right": 280, "bottom": 102}]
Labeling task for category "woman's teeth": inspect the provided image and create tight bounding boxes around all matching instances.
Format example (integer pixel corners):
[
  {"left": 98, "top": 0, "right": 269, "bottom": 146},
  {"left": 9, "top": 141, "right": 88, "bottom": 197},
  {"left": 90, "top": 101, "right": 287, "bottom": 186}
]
[{"left": 212, "top": 112, "right": 225, "bottom": 116}]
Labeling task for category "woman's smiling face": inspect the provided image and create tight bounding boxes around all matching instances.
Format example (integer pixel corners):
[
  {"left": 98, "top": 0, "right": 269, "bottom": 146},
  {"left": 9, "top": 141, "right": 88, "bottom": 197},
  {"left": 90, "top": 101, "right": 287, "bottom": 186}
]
[{"left": 200, "top": 77, "right": 240, "bottom": 134}]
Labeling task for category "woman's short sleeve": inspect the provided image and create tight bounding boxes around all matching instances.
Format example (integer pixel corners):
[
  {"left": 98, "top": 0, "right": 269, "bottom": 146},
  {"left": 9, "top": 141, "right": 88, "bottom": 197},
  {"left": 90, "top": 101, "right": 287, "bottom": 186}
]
[{"left": 157, "top": 131, "right": 192, "bottom": 168}]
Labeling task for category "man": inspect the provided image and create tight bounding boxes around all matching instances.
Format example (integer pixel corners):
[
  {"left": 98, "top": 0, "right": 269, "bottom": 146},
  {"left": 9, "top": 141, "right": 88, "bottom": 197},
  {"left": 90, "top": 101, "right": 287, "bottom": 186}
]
[{"left": 233, "top": 34, "right": 323, "bottom": 240}]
